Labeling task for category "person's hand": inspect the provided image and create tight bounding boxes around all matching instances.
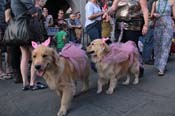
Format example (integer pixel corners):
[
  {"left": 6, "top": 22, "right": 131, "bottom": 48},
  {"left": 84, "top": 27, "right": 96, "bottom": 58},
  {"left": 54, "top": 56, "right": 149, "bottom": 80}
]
[
  {"left": 103, "top": 11, "right": 112, "bottom": 22},
  {"left": 142, "top": 25, "right": 148, "bottom": 35},
  {"left": 108, "top": 7, "right": 115, "bottom": 15},
  {"left": 32, "top": 13, "right": 38, "bottom": 17},
  {"left": 153, "top": 13, "right": 160, "bottom": 18}
]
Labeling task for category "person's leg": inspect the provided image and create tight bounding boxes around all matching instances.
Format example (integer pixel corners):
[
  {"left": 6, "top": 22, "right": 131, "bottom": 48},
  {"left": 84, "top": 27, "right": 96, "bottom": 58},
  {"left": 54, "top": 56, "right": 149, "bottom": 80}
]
[
  {"left": 0, "top": 48, "right": 6, "bottom": 79},
  {"left": 157, "top": 37, "right": 172, "bottom": 76},
  {"left": 29, "top": 62, "right": 36, "bottom": 86},
  {"left": 86, "top": 26, "right": 101, "bottom": 41},
  {"left": 0, "top": 48, "right": 3, "bottom": 73},
  {"left": 11, "top": 46, "right": 22, "bottom": 83},
  {"left": 6, "top": 47, "right": 13, "bottom": 75},
  {"left": 96, "top": 21, "right": 102, "bottom": 39},
  {"left": 20, "top": 46, "right": 30, "bottom": 88}
]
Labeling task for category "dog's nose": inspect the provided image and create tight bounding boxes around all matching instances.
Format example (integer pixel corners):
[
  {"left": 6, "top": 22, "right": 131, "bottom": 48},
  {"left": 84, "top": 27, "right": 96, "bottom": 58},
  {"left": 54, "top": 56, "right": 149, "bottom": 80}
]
[{"left": 35, "top": 65, "right": 41, "bottom": 70}]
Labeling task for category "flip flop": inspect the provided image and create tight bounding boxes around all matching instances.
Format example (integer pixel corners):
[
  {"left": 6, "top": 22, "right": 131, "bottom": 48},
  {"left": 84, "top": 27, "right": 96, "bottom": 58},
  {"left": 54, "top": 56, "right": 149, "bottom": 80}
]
[
  {"left": 0, "top": 73, "right": 7, "bottom": 80},
  {"left": 3, "top": 74, "right": 13, "bottom": 80},
  {"left": 30, "top": 82, "right": 48, "bottom": 91}
]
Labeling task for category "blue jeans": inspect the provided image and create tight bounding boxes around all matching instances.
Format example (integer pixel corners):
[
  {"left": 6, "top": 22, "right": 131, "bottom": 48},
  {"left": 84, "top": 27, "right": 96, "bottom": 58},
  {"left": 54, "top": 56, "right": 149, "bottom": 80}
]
[
  {"left": 86, "top": 21, "right": 102, "bottom": 41},
  {"left": 142, "top": 28, "right": 154, "bottom": 62},
  {"left": 86, "top": 21, "right": 102, "bottom": 72}
]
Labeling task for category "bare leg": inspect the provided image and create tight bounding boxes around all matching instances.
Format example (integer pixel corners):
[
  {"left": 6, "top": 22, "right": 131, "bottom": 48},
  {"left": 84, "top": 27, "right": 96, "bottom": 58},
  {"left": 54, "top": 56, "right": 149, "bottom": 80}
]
[
  {"left": 20, "top": 46, "right": 30, "bottom": 86},
  {"left": 29, "top": 63, "right": 36, "bottom": 86},
  {"left": 106, "top": 77, "right": 117, "bottom": 94},
  {"left": 97, "top": 78, "right": 108, "bottom": 94},
  {"left": 57, "top": 88, "right": 74, "bottom": 116}
]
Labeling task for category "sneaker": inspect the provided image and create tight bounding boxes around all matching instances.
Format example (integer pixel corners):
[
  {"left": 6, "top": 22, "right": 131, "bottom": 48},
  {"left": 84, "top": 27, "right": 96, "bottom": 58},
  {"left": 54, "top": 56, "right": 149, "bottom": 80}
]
[{"left": 158, "top": 70, "right": 165, "bottom": 76}]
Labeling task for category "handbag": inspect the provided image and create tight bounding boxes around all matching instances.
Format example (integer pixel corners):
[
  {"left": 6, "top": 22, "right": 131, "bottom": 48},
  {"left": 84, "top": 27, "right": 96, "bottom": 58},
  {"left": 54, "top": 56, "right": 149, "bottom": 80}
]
[{"left": 2, "top": 16, "right": 36, "bottom": 46}]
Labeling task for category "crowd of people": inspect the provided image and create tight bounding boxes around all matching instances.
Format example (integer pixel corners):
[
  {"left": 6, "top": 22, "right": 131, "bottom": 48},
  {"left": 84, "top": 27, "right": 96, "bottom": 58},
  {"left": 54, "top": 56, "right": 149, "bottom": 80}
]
[{"left": 0, "top": 0, "right": 175, "bottom": 91}]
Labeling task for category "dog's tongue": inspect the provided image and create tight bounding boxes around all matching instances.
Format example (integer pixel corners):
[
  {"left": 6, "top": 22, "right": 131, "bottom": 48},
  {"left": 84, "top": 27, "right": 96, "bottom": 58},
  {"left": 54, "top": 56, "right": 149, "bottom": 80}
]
[{"left": 36, "top": 70, "right": 44, "bottom": 77}]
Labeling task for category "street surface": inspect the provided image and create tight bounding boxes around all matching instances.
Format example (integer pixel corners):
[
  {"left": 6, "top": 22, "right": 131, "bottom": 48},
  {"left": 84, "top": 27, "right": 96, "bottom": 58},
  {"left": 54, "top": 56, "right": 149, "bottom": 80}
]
[{"left": 0, "top": 55, "right": 175, "bottom": 116}]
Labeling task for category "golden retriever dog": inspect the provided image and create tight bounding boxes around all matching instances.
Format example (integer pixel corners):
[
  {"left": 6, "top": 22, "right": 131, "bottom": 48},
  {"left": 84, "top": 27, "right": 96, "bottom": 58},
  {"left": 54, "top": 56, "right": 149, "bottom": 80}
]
[
  {"left": 87, "top": 38, "right": 140, "bottom": 94},
  {"left": 31, "top": 38, "right": 90, "bottom": 116}
]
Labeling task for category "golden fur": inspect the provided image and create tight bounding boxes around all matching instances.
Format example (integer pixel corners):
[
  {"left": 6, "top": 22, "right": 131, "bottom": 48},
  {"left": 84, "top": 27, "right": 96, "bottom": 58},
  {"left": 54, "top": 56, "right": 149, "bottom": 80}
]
[
  {"left": 87, "top": 39, "right": 140, "bottom": 94},
  {"left": 32, "top": 45, "right": 90, "bottom": 116}
]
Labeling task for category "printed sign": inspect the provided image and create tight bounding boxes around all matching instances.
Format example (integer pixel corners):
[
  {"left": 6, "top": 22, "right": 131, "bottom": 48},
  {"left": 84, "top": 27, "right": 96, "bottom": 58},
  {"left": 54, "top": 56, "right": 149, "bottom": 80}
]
[{"left": 47, "top": 27, "right": 59, "bottom": 36}]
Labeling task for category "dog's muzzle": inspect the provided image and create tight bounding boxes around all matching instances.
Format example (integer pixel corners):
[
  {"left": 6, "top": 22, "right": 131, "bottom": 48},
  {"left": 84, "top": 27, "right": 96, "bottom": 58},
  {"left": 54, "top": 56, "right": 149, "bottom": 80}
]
[
  {"left": 34, "top": 64, "right": 48, "bottom": 77},
  {"left": 87, "top": 50, "right": 95, "bottom": 54},
  {"left": 35, "top": 65, "right": 42, "bottom": 70}
]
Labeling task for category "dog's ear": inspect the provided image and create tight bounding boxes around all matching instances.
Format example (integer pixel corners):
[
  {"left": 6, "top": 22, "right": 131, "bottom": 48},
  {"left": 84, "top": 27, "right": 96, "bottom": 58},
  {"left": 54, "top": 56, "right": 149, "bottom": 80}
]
[
  {"left": 102, "top": 43, "right": 110, "bottom": 53},
  {"left": 51, "top": 49, "right": 59, "bottom": 64},
  {"left": 31, "top": 41, "right": 39, "bottom": 49},
  {"left": 101, "top": 38, "right": 110, "bottom": 53},
  {"left": 42, "top": 37, "right": 51, "bottom": 46}
]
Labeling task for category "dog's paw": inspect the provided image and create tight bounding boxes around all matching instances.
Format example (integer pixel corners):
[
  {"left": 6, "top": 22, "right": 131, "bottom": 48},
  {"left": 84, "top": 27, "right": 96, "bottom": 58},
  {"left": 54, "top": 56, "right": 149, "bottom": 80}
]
[
  {"left": 97, "top": 89, "right": 102, "bottom": 94},
  {"left": 106, "top": 89, "right": 114, "bottom": 95},
  {"left": 57, "top": 110, "right": 66, "bottom": 116},
  {"left": 133, "top": 78, "right": 139, "bottom": 85},
  {"left": 122, "top": 81, "right": 129, "bottom": 85},
  {"left": 81, "top": 86, "right": 88, "bottom": 92}
]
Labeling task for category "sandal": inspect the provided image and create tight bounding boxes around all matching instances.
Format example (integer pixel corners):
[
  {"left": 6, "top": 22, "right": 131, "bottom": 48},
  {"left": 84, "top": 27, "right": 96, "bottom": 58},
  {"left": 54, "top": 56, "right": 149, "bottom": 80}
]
[
  {"left": 30, "top": 82, "right": 48, "bottom": 91},
  {"left": 158, "top": 70, "right": 165, "bottom": 76},
  {"left": 0, "top": 73, "right": 7, "bottom": 80},
  {"left": 22, "top": 85, "right": 30, "bottom": 91},
  {"left": 6, "top": 72, "right": 14, "bottom": 77},
  {"left": 3, "top": 74, "right": 12, "bottom": 80}
]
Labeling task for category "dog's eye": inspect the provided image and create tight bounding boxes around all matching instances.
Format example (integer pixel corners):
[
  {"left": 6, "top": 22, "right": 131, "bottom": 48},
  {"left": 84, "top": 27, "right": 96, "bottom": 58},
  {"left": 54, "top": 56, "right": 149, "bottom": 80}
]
[
  {"left": 33, "top": 55, "right": 36, "bottom": 58},
  {"left": 91, "top": 43, "right": 94, "bottom": 45},
  {"left": 42, "top": 54, "right": 47, "bottom": 58}
]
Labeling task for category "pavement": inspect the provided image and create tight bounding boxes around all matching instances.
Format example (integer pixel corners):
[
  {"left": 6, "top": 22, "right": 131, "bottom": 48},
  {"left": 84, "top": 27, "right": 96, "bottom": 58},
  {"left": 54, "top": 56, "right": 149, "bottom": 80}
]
[{"left": 0, "top": 55, "right": 175, "bottom": 116}]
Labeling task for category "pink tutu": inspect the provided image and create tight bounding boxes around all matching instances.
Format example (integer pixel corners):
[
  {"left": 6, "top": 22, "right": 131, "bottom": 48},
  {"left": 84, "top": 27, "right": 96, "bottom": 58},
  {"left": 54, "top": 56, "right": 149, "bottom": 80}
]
[
  {"left": 103, "top": 41, "right": 139, "bottom": 65},
  {"left": 59, "top": 43, "right": 87, "bottom": 76}
]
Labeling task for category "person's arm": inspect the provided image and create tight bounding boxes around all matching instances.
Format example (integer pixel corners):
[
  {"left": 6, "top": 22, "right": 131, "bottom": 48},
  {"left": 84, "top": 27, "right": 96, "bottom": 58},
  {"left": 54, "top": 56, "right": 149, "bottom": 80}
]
[
  {"left": 109, "top": 0, "right": 120, "bottom": 14},
  {"left": 63, "top": 32, "right": 67, "bottom": 43},
  {"left": 63, "top": 35, "right": 67, "bottom": 43},
  {"left": 102, "top": 0, "right": 120, "bottom": 21},
  {"left": 20, "top": 0, "right": 37, "bottom": 15},
  {"left": 88, "top": 12, "right": 104, "bottom": 20},
  {"left": 86, "top": 3, "right": 103, "bottom": 20},
  {"left": 48, "top": 15, "right": 54, "bottom": 27},
  {"left": 150, "top": 2, "right": 156, "bottom": 18},
  {"left": 171, "top": 0, "right": 175, "bottom": 19},
  {"left": 140, "top": 0, "right": 149, "bottom": 35},
  {"left": 5, "top": 8, "right": 11, "bottom": 23}
]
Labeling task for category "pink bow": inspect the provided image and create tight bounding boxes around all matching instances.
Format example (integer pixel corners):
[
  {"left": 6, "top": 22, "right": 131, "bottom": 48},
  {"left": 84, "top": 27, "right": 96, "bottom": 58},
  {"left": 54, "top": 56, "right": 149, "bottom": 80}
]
[
  {"left": 31, "top": 37, "right": 51, "bottom": 49},
  {"left": 102, "top": 38, "right": 109, "bottom": 43}
]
